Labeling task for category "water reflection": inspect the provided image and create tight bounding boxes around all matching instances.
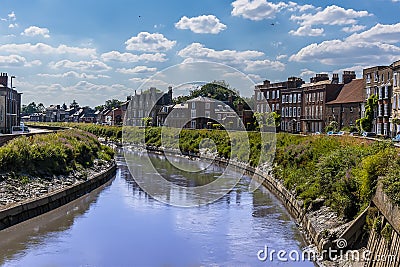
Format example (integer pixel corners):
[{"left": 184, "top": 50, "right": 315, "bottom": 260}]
[{"left": 0, "top": 151, "right": 314, "bottom": 266}]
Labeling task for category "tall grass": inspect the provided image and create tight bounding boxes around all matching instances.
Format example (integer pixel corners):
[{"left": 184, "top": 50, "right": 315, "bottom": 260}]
[{"left": 0, "top": 129, "right": 114, "bottom": 177}]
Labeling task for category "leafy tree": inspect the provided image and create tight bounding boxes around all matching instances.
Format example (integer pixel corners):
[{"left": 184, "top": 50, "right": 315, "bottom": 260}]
[
  {"left": 357, "top": 94, "right": 378, "bottom": 132},
  {"left": 21, "top": 102, "right": 46, "bottom": 115}
]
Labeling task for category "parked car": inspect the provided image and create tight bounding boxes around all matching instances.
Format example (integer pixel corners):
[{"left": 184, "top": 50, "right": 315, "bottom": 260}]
[
  {"left": 362, "top": 132, "right": 376, "bottom": 137},
  {"left": 11, "top": 124, "right": 30, "bottom": 134},
  {"left": 392, "top": 134, "right": 400, "bottom": 142}
]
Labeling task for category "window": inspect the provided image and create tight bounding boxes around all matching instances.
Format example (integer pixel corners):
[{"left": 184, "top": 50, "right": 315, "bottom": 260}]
[
  {"left": 289, "top": 107, "right": 292, "bottom": 117},
  {"left": 293, "top": 107, "right": 297, "bottom": 117},
  {"left": 320, "top": 92, "right": 324, "bottom": 101},
  {"left": 350, "top": 107, "right": 354, "bottom": 113},
  {"left": 192, "top": 102, "right": 196, "bottom": 109},
  {"left": 366, "top": 87, "right": 371, "bottom": 98},
  {"left": 272, "top": 104, "right": 275, "bottom": 111},
  {"left": 289, "top": 95, "right": 292, "bottom": 103},
  {"left": 378, "top": 104, "right": 382, "bottom": 116},
  {"left": 298, "top": 93, "right": 301, "bottom": 103},
  {"left": 394, "top": 73, "right": 398, "bottom": 87},
  {"left": 385, "top": 85, "right": 389, "bottom": 99},
  {"left": 205, "top": 111, "right": 210, "bottom": 118},
  {"left": 191, "top": 120, "right": 196, "bottom": 129},
  {"left": 276, "top": 103, "right": 279, "bottom": 110},
  {"left": 205, "top": 102, "right": 210, "bottom": 109},
  {"left": 366, "top": 73, "right": 371, "bottom": 84},
  {"left": 384, "top": 104, "right": 388, "bottom": 116},
  {"left": 293, "top": 94, "right": 297, "bottom": 103},
  {"left": 191, "top": 109, "right": 196, "bottom": 118},
  {"left": 266, "top": 91, "right": 269, "bottom": 99},
  {"left": 375, "top": 72, "right": 379, "bottom": 82},
  {"left": 277, "top": 90, "right": 280, "bottom": 98},
  {"left": 272, "top": 90, "right": 275, "bottom": 99},
  {"left": 394, "top": 95, "right": 397, "bottom": 109},
  {"left": 297, "top": 107, "right": 301, "bottom": 117}
]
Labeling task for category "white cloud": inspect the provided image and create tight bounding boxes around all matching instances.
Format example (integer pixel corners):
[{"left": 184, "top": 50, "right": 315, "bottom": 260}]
[
  {"left": 289, "top": 23, "right": 400, "bottom": 66},
  {"left": 289, "top": 25, "right": 324, "bottom": 36},
  {"left": 244, "top": 59, "right": 285, "bottom": 71},
  {"left": 276, "top": 54, "right": 287, "bottom": 60},
  {"left": 8, "top": 11, "right": 16, "bottom": 21},
  {"left": 346, "top": 23, "right": 400, "bottom": 44},
  {"left": 290, "top": 5, "right": 371, "bottom": 26},
  {"left": 177, "top": 42, "right": 285, "bottom": 73},
  {"left": 50, "top": 59, "right": 112, "bottom": 72},
  {"left": 22, "top": 26, "right": 50, "bottom": 38},
  {"left": 0, "top": 54, "right": 41, "bottom": 67},
  {"left": 117, "top": 66, "right": 157, "bottom": 74},
  {"left": 178, "top": 42, "right": 264, "bottom": 62},
  {"left": 101, "top": 51, "right": 167, "bottom": 62},
  {"left": 289, "top": 40, "right": 400, "bottom": 66},
  {"left": 299, "top": 69, "right": 316, "bottom": 78},
  {"left": 9, "top": 23, "right": 18, "bottom": 28},
  {"left": 125, "top": 32, "right": 176, "bottom": 52},
  {"left": 341, "top": 25, "right": 366, "bottom": 33},
  {"left": 231, "top": 0, "right": 288, "bottom": 20},
  {"left": 175, "top": 15, "right": 227, "bottom": 34},
  {"left": 0, "top": 43, "right": 97, "bottom": 57},
  {"left": 38, "top": 71, "right": 110, "bottom": 79}
]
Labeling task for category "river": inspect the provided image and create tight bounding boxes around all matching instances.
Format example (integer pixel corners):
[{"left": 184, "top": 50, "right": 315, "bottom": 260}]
[{"left": 0, "top": 150, "right": 314, "bottom": 266}]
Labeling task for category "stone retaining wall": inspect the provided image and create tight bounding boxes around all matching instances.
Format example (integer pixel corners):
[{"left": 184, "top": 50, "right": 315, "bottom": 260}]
[{"left": 0, "top": 162, "right": 117, "bottom": 231}]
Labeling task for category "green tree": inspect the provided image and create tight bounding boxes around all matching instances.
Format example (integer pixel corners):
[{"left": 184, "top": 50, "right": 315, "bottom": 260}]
[{"left": 357, "top": 94, "right": 378, "bottom": 132}]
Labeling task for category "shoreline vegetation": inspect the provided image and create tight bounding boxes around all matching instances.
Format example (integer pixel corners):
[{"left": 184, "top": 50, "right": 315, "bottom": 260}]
[
  {"left": 29, "top": 123, "right": 400, "bottom": 216},
  {"left": 24, "top": 124, "right": 400, "bottom": 236},
  {"left": 0, "top": 129, "right": 114, "bottom": 207}
]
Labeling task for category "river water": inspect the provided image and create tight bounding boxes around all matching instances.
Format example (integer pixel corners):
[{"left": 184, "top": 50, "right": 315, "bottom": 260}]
[{"left": 0, "top": 151, "right": 314, "bottom": 266}]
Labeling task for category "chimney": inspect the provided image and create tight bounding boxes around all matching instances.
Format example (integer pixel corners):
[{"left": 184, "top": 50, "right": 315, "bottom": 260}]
[
  {"left": 342, "top": 71, "right": 356, "bottom": 84},
  {"left": 310, "top": 73, "right": 329, "bottom": 83},
  {"left": 0, "top": 73, "right": 8, "bottom": 87},
  {"left": 332, "top": 73, "right": 339, "bottom": 84}
]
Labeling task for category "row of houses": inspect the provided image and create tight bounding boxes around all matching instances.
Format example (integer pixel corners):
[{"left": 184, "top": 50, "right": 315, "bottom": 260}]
[
  {"left": 124, "top": 86, "right": 253, "bottom": 130},
  {"left": 22, "top": 101, "right": 129, "bottom": 126},
  {"left": 0, "top": 73, "right": 22, "bottom": 134},
  {"left": 255, "top": 59, "right": 400, "bottom": 137}
]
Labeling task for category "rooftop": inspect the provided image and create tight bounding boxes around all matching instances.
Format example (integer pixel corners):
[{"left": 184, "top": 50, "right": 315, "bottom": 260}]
[{"left": 326, "top": 79, "right": 364, "bottom": 105}]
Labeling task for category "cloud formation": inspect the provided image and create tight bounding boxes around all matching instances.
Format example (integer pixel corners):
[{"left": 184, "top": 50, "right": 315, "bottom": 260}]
[
  {"left": 125, "top": 32, "right": 176, "bottom": 52},
  {"left": 22, "top": 26, "right": 50, "bottom": 38},
  {"left": 175, "top": 15, "right": 227, "bottom": 34}
]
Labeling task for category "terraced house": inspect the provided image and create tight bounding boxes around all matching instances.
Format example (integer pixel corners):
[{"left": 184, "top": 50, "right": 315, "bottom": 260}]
[
  {"left": 391, "top": 60, "right": 400, "bottom": 134},
  {"left": 363, "top": 65, "right": 393, "bottom": 136}
]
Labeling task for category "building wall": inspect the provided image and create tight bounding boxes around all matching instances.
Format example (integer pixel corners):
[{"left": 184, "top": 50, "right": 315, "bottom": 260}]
[
  {"left": 325, "top": 103, "right": 362, "bottom": 129},
  {"left": 363, "top": 66, "right": 393, "bottom": 136}
]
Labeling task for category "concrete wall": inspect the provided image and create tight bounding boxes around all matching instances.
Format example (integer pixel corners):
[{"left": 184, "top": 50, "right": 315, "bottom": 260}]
[{"left": 0, "top": 162, "right": 116, "bottom": 231}]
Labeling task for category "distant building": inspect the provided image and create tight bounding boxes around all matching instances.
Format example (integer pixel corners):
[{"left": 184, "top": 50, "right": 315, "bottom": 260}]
[
  {"left": 280, "top": 77, "right": 304, "bottom": 133},
  {"left": 254, "top": 79, "right": 282, "bottom": 115},
  {"left": 301, "top": 73, "right": 344, "bottom": 133},
  {"left": 391, "top": 60, "right": 400, "bottom": 134},
  {"left": 0, "top": 73, "right": 22, "bottom": 134},
  {"left": 45, "top": 105, "right": 66, "bottom": 122},
  {"left": 125, "top": 87, "right": 173, "bottom": 127},
  {"left": 326, "top": 76, "right": 364, "bottom": 129},
  {"left": 363, "top": 66, "right": 393, "bottom": 136}
]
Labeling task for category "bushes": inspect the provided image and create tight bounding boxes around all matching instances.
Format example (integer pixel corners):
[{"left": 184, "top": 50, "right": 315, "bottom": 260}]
[
  {"left": 0, "top": 129, "right": 114, "bottom": 177},
  {"left": 273, "top": 133, "right": 399, "bottom": 220}
]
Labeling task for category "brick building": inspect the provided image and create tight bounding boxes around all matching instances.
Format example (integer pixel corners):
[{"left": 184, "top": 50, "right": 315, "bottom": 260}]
[
  {"left": 125, "top": 86, "right": 173, "bottom": 127},
  {"left": 254, "top": 79, "right": 282, "bottom": 115},
  {"left": 363, "top": 66, "right": 393, "bottom": 136},
  {"left": 301, "top": 73, "right": 344, "bottom": 133},
  {"left": 326, "top": 77, "right": 364, "bottom": 129},
  {"left": 0, "top": 73, "right": 22, "bottom": 134},
  {"left": 391, "top": 60, "right": 400, "bottom": 134},
  {"left": 280, "top": 77, "right": 304, "bottom": 133}
]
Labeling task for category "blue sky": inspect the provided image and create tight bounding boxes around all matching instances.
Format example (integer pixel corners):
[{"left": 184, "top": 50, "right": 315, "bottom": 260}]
[{"left": 0, "top": 0, "right": 400, "bottom": 107}]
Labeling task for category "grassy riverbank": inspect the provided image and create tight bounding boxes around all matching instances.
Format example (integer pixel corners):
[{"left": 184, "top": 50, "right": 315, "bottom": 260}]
[
  {"left": 0, "top": 129, "right": 114, "bottom": 177},
  {"left": 28, "top": 123, "right": 400, "bottom": 220}
]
